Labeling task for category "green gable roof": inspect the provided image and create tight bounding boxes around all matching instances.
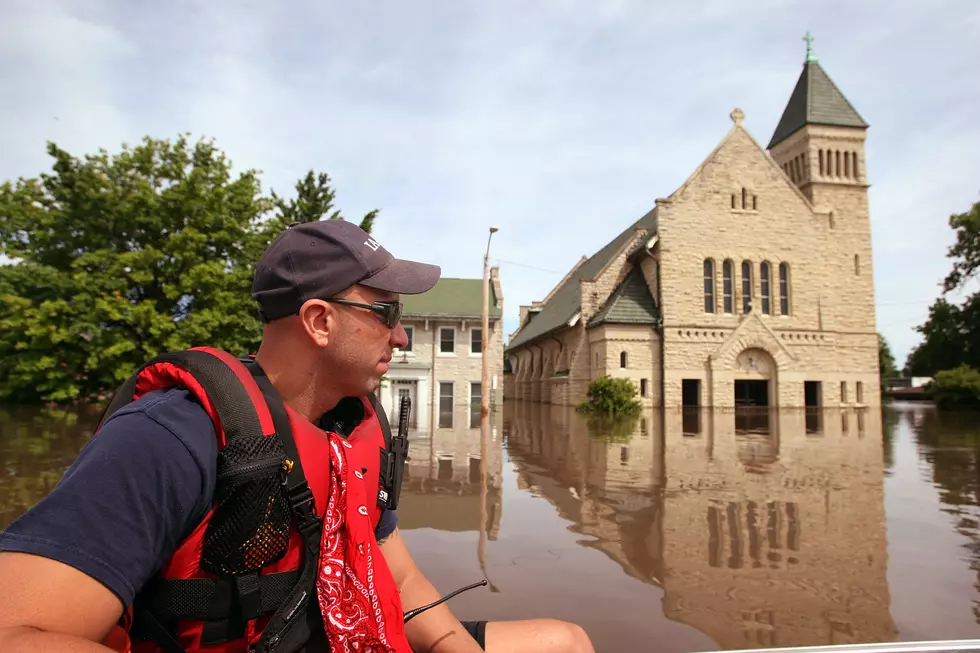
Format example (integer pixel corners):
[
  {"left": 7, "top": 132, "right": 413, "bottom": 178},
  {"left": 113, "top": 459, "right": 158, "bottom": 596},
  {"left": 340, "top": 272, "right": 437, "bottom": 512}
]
[
  {"left": 588, "top": 267, "right": 660, "bottom": 327},
  {"left": 506, "top": 209, "right": 657, "bottom": 351},
  {"left": 401, "top": 277, "right": 501, "bottom": 319},
  {"left": 768, "top": 61, "right": 868, "bottom": 149}
]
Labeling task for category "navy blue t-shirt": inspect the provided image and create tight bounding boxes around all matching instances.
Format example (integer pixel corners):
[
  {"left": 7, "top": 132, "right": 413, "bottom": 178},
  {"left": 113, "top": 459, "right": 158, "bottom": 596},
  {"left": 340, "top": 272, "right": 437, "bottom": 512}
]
[{"left": 0, "top": 387, "right": 398, "bottom": 607}]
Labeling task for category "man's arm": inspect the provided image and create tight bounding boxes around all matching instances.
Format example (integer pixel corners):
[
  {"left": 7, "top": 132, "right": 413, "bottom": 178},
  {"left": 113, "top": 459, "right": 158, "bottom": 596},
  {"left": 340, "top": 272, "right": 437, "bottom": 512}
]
[
  {"left": 0, "top": 390, "right": 216, "bottom": 652},
  {"left": 0, "top": 552, "right": 123, "bottom": 652},
  {"left": 378, "top": 528, "right": 484, "bottom": 653}
]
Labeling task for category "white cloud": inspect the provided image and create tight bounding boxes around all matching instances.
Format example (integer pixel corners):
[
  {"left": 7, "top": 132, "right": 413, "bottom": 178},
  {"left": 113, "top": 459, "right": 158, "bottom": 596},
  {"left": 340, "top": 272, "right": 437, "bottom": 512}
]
[{"left": 1, "top": 0, "right": 978, "bottom": 365}]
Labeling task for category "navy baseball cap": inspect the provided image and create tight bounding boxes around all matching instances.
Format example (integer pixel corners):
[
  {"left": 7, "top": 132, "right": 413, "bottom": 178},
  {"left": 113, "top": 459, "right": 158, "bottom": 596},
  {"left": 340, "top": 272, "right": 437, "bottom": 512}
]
[{"left": 251, "top": 220, "right": 441, "bottom": 322}]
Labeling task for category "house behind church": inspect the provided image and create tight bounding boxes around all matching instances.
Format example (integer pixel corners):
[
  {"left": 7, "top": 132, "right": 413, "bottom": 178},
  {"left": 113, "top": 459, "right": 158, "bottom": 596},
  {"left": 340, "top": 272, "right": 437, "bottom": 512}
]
[
  {"left": 504, "top": 47, "right": 879, "bottom": 410},
  {"left": 379, "top": 269, "right": 504, "bottom": 431}
]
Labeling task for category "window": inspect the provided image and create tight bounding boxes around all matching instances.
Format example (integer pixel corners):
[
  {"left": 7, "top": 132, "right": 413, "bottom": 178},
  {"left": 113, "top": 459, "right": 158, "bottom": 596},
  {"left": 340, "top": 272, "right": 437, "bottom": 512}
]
[
  {"left": 703, "top": 259, "right": 715, "bottom": 313},
  {"left": 819, "top": 150, "right": 825, "bottom": 176},
  {"left": 852, "top": 152, "right": 859, "bottom": 179},
  {"left": 439, "top": 327, "right": 455, "bottom": 354},
  {"left": 778, "top": 263, "right": 790, "bottom": 315},
  {"left": 840, "top": 381, "right": 847, "bottom": 403},
  {"left": 438, "top": 382, "right": 454, "bottom": 428},
  {"left": 854, "top": 254, "right": 860, "bottom": 275},
  {"left": 640, "top": 378, "right": 648, "bottom": 397},
  {"left": 620, "top": 351, "right": 628, "bottom": 368},
  {"left": 741, "top": 187, "right": 747, "bottom": 209},
  {"left": 760, "top": 262, "right": 771, "bottom": 314},
  {"left": 400, "top": 326, "right": 414, "bottom": 352},
  {"left": 722, "top": 260, "right": 733, "bottom": 314},
  {"left": 741, "top": 261, "right": 752, "bottom": 313},
  {"left": 856, "top": 381, "right": 864, "bottom": 403},
  {"left": 469, "top": 382, "right": 482, "bottom": 428},
  {"left": 471, "top": 328, "right": 482, "bottom": 354}
]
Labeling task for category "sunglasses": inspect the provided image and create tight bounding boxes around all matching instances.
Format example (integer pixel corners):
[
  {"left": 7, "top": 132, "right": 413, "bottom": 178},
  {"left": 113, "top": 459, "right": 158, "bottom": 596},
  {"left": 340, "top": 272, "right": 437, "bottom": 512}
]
[{"left": 323, "top": 298, "right": 403, "bottom": 328}]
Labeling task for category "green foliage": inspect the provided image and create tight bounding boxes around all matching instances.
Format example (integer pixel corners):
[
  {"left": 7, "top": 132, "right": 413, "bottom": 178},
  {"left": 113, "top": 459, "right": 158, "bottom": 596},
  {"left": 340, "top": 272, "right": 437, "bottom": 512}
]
[
  {"left": 926, "top": 365, "right": 980, "bottom": 411},
  {"left": 942, "top": 198, "right": 980, "bottom": 293},
  {"left": 905, "top": 195, "right": 980, "bottom": 382},
  {"left": 0, "top": 135, "right": 378, "bottom": 404},
  {"left": 576, "top": 375, "right": 641, "bottom": 416},
  {"left": 878, "top": 332, "right": 898, "bottom": 396},
  {"left": 271, "top": 170, "right": 378, "bottom": 234}
]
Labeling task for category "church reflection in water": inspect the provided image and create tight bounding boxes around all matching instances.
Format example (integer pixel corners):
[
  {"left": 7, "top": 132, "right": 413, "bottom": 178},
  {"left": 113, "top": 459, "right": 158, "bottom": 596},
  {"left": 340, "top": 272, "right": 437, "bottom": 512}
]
[{"left": 396, "top": 400, "right": 897, "bottom": 649}]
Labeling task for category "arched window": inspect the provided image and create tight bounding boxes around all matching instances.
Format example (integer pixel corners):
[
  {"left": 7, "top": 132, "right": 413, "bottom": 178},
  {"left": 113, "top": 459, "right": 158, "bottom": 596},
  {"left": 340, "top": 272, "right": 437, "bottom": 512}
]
[
  {"left": 760, "top": 262, "right": 771, "bottom": 314},
  {"left": 854, "top": 254, "right": 860, "bottom": 275},
  {"left": 722, "top": 260, "right": 734, "bottom": 314},
  {"left": 741, "top": 187, "right": 747, "bottom": 209},
  {"left": 852, "top": 152, "right": 859, "bottom": 179},
  {"left": 703, "top": 259, "right": 715, "bottom": 313},
  {"left": 620, "top": 351, "right": 628, "bottom": 368},
  {"left": 778, "top": 263, "right": 790, "bottom": 315},
  {"left": 835, "top": 150, "right": 841, "bottom": 177},
  {"left": 741, "top": 261, "right": 752, "bottom": 313},
  {"left": 844, "top": 151, "right": 851, "bottom": 178},
  {"left": 819, "top": 150, "right": 825, "bottom": 176}
]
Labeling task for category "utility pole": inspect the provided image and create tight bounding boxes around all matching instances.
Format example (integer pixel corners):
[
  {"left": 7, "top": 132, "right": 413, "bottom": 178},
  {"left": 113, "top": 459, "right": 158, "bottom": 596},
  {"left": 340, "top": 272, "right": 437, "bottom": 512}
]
[{"left": 481, "top": 225, "right": 498, "bottom": 417}]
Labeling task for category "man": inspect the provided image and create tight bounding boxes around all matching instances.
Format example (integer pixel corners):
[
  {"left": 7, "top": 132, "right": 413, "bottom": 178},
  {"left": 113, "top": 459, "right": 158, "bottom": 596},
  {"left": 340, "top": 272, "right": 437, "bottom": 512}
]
[{"left": 0, "top": 220, "right": 594, "bottom": 653}]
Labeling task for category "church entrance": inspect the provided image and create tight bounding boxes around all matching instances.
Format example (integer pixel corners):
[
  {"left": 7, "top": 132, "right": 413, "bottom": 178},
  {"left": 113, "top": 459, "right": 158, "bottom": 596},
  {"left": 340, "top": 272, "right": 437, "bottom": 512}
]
[
  {"left": 733, "top": 348, "right": 775, "bottom": 407},
  {"left": 735, "top": 380, "right": 769, "bottom": 406}
]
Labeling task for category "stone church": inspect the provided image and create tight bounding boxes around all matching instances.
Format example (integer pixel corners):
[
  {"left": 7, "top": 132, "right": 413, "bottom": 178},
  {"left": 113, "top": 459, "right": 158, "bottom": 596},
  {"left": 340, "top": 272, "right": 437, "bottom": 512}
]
[{"left": 504, "top": 44, "right": 880, "bottom": 409}]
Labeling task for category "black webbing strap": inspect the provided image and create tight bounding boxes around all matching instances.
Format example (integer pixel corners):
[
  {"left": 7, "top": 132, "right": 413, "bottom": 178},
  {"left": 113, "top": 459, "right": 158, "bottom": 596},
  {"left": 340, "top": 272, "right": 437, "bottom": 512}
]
[
  {"left": 141, "top": 571, "right": 301, "bottom": 621},
  {"left": 241, "top": 357, "right": 323, "bottom": 653},
  {"left": 368, "top": 392, "right": 392, "bottom": 449}
]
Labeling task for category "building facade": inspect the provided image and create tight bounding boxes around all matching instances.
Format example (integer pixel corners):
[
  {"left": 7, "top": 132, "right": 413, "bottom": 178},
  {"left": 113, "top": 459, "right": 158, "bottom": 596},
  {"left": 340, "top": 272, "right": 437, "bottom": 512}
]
[
  {"left": 504, "top": 47, "right": 880, "bottom": 409},
  {"left": 378, "top": 269, "right": 505, "bottom": 431}
]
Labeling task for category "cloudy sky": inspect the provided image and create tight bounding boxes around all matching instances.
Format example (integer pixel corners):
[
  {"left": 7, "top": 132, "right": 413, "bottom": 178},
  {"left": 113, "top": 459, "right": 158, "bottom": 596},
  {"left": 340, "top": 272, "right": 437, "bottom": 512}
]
[{"left": 2, "top": 0, "right": 978, "bottom": 365}]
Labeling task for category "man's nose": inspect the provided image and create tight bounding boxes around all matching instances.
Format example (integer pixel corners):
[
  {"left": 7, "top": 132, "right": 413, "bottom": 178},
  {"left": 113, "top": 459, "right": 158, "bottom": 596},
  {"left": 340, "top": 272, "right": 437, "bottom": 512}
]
[{"left": 390, "top": 323, "right": 409, "bottom": 349}]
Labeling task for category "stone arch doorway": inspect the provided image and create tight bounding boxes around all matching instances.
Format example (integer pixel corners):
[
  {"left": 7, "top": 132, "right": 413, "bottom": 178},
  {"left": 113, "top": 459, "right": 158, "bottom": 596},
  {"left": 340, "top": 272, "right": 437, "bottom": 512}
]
[{"left": 733, "top": 347, "right": 776, "bottom": 407}]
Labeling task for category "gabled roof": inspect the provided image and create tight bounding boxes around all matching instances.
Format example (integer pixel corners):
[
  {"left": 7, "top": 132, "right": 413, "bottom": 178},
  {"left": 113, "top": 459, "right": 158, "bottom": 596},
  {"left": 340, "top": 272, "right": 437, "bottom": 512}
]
[
  {"left": 402, "top": 277, "right": 502, "bottom": 319},
  {"left": 505, "top": 209, "right": 656, "bottom": 350},
  {"left": 767, "top": 61, "right": 868, "bottom": 149},
  {"left": 588, "top": 267, "right": 660, "bottom": 327}
]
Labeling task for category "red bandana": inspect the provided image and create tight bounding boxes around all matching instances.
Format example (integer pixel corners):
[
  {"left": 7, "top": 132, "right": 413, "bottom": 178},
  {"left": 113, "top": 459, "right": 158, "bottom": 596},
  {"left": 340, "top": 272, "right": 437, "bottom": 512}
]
[{"left": 316, "top": 434, "right": 413, "bottom": 653}]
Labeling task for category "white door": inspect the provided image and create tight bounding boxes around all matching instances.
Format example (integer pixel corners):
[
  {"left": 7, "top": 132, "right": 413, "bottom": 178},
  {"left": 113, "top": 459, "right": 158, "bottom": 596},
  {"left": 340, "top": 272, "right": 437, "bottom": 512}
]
[{"left": 393, "top": 380, "right": 418, "bottom": 428}]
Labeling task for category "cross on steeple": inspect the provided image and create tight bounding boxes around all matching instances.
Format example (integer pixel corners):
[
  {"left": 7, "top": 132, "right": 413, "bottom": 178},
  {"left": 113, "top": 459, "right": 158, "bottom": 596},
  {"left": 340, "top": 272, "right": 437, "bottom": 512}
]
[{"left": 803, "top": 31, "right": 818, "bottom": 63}]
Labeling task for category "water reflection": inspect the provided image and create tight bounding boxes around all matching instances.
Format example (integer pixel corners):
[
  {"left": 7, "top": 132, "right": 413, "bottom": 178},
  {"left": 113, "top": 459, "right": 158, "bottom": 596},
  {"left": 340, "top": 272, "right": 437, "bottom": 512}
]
[
  {"left": 660, "top": 407, "right": 895, "bottom": 648},
  {"left": 8, "top": 400, "right": 980, "bottom": 649},
  {"left": 0, "top": 404, "right": 102, "bottom": 530}
]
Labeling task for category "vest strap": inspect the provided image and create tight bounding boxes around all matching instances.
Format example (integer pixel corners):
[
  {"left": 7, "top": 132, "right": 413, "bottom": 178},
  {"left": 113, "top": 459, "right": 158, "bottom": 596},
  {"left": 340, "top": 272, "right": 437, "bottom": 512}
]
[
  {"left": 241, "top": 358, "right": 323, "bottom": 653},
  {"left": 139, "top": 571, "right": 301, "bottom": 621}
]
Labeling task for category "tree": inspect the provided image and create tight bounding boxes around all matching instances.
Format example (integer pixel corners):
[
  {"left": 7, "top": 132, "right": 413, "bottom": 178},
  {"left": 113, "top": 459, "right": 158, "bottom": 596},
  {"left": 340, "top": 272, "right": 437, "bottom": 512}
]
[
  {"left": 576, "top": 376, "right": 641, "bottom": 416},
  {"left": 905, "top": 195, "right": 980, "bottom": 377},
  {"left": 0, "top": 135, "right": 373, "bottom": 404},
  {"left": 943, "top": 198, "right": 980, "bottom": 293},
  {"left": 270, "top": 170, "right": 378, "bottom": 234},
  {"left": 878, "top": 332, "right": 898, "bottom": 394}
]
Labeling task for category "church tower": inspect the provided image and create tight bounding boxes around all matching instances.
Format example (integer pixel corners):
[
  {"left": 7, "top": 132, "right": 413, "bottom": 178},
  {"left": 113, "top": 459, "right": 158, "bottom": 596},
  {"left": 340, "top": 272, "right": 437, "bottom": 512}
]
[{"left": 768, "top": 33, "right": 877, "bottom": 340}]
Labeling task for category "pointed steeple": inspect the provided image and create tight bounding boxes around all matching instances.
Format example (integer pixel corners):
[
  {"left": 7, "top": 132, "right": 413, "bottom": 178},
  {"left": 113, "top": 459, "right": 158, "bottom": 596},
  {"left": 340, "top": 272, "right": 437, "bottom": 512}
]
[{"left": 767, "top": 34, "right": 868, "bottom": 149}]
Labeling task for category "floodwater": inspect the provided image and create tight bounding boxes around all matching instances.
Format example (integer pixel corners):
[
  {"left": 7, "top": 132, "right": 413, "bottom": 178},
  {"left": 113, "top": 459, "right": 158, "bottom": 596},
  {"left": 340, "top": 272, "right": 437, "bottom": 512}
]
[{"left": 2, "top": 400, "right": 980, "bottom": 651}]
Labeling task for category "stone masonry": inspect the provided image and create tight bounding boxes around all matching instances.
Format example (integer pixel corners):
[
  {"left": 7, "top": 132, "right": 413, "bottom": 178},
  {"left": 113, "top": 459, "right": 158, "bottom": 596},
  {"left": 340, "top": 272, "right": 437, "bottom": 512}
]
[{"left": 504, "top": 50, "right": 881, "bottom": 410}]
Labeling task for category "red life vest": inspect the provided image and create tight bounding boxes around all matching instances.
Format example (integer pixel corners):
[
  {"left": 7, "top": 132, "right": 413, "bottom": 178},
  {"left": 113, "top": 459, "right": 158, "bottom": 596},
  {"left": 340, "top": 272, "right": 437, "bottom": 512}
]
[{"left": 93, "top": 347, "right": 410, "bottom": 653}]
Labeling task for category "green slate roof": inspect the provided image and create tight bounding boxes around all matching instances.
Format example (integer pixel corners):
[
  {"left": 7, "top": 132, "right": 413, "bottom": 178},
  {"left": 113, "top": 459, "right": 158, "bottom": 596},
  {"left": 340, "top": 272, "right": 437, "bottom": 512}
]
[
  {"left": 401, "top": 277, "right": 501, "bottom": 319},
  {"left": 506, "top": 209, "right": 657, "bottom": 350},
  {"left": 767, "top": 61, "right": 868, "bottom": 149},
  {"left": 588, "top": 267, "right": 660, "bottom": 327}
]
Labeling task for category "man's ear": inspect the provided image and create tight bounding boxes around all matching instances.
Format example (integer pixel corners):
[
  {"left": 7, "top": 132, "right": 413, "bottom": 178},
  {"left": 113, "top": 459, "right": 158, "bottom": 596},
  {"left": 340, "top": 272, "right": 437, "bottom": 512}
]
[{"left": 297, "top": 299, "right": 333, "bottom": 348}]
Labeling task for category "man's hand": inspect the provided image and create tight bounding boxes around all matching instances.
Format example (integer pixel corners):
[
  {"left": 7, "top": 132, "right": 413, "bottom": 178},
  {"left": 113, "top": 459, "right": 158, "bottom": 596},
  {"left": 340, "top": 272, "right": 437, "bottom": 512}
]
[
  {"left": 0, "top": 551, "right": 124, "bottom": 652},
  {"left": 378, "top": 528, "right": 484, "bottom": 653}
]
